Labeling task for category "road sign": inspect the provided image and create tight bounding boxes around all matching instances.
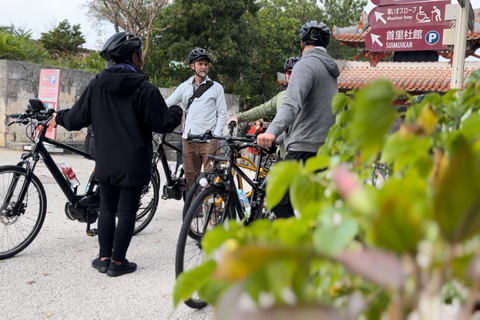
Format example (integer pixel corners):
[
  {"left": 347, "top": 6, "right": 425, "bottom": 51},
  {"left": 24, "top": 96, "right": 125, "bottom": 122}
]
[
  {"left": 368, "top": 1, "right": 450, "bottom": 29},
  {"left": 372, "top": 0, "right": 440, "bottom": 6},
  {"left": 365, "top": 25, "right": 448, "bottom": 52}
]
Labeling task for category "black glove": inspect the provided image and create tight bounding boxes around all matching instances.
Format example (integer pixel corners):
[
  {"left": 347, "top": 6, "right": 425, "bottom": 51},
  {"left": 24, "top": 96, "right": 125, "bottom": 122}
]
[{"left": 169, "top": 105, "right": 183, "bottom": 118}]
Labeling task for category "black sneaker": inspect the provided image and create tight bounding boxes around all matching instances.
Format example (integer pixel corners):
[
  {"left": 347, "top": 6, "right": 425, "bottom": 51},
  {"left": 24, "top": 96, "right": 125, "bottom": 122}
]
[
  {"left": 106, "top": 259, "right": 137, "bottom": 277},
  {"left": 92, "top": 257, "right": 111, "bottom": 273}
]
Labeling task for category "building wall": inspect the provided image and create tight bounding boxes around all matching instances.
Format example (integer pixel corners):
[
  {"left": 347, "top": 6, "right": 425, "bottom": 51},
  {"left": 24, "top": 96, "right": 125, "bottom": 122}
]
[{"left": 0, "top": 59, "right": 239, "bottom": 158}]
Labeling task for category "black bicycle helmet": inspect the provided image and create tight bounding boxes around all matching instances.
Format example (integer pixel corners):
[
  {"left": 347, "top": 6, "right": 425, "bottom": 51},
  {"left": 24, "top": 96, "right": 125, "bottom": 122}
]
[
  {"left": 100, "top": 32, "right": 142, "bottom": 62},
  {"left": 188, "top": 48, "right": 211, "bottom": 64},
  {"left": 284, "top": 57, "right": 301, "bottom": 71},
  {"left": 299, "top": 21, "right": 331, "bottom": 48}
]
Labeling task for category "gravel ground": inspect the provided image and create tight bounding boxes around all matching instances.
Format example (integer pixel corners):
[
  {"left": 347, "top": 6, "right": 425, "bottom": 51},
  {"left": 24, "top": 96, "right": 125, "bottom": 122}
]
[{"left": 0, "top": 147, "right": 212, "bottom": 320}]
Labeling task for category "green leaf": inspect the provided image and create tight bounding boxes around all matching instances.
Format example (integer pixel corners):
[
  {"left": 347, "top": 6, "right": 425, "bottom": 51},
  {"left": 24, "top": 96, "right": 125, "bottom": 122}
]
[
  {"left": 346, "top": 80, "right": 399, "bottom": 160},
  {"left": 173, "top": 260, "right": 217, "bottom": 308},
  {"left": 313, "top": 218, "right": 358, "bottom": 257},
  {"left": 202, "top": 221, "right": 241, "bottom": 256},
  {"left": 460, "top": 113, "right": 480, "bottom": 141},
  {"left": 466, "top": 69, "right": 480, "bottom": 84},
  {"left": 332, "top": 92, "right": 349, "bottom": 114},
  {"left": 290, "top": 172, "right": 325, "bottom": 217},
  {"left": 372, "top": 195, "right": 422, "bottom": 254},
  {"left": 213, "top": 245, "right": 316, "bottom": 282},
  {"left": 371, "top": 176, "right": 425, "bottom": 253},
  {"left": 434, "top": 135, "right": 480, "bottom": 243},
  {"left": 266, "top": 160, "right": 301, "bottom": 209},
  {"left": 321, "top": 124, "right": 343, "bottom": 154},
  {"left": 451, "top": 253, "right": 475, "bottom": 281},
  {"left": 381, "top": 132, "right": 433, "bottom": 174},
  {"left": 305, "top": 155, "right": 330, "bottom": 173}
]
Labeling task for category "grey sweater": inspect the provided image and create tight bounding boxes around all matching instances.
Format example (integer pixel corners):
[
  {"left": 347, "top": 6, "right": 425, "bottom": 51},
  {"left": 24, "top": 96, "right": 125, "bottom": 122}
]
[{"left": 266, "top": 47, "right": 339, "bottom": 153}]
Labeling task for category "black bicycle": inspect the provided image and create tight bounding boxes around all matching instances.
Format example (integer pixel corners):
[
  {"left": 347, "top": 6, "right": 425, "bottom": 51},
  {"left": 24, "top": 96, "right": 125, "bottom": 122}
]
[
  {"left": 175, "top": 122, "right": 276, "bottom": 309},
  {"left": 0, "top": 98, "right": 159, "bottom": 259},
  {"left": 151, "top": 131, "right": 185, "bottom": 202}
]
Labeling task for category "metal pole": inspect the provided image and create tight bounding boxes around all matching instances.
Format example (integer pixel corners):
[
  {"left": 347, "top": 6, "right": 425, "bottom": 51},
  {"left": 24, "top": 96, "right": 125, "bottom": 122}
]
[{"left": 450, "top": 0, "right": 470, "bottom": 89}]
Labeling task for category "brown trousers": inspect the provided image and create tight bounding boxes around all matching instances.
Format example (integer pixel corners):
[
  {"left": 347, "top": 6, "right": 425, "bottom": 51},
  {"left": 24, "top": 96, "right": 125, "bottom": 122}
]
[{"left": 182, "top": 139, "right": 218, "bottom": 194}]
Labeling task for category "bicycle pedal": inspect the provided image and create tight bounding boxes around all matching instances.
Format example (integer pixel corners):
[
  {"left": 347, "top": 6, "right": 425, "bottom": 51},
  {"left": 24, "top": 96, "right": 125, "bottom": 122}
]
[{"left": 86, "top": 228, "right": 98, "bottom": 236}]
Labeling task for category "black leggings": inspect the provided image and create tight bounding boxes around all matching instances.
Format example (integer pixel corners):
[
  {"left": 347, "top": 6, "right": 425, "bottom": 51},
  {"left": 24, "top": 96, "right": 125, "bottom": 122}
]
[{"left": 98, "top": 182, "right": 143, "bottom": 262}]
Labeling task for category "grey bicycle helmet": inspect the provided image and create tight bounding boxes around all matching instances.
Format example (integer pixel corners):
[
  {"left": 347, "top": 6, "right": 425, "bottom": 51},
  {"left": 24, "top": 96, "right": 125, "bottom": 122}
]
[
  {"left": 188, "top": 48, "right": 211, "bottom": 64},
  {"left": 299, "top": 21, "right": 331, "bottom": 48},
  {"left": 284, "top": 57, "right": 301, "bottom": 71},
  {"left": 100, "top": 32, "right": 142, "bottom": 62}
]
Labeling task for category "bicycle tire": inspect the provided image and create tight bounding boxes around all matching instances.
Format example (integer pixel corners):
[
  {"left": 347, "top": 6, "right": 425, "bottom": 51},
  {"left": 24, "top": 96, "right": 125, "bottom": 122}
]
[
  {"left": 133, "top": 168, "right": 160, "bottom": 235},
  {"left": 0, "top": 165, "right": 47, "bottom": 259},
  {"left": 175, "top": 184, "right": 230, "bottom": 309}
]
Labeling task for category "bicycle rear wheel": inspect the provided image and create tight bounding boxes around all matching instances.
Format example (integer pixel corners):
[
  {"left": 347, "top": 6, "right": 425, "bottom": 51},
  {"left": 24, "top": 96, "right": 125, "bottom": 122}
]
[
  {"left": 175, "top": 184, "right": 231, "bottom": 309},
  {"left": 0, "top": 165, "right": 47, "bottom": 259},
  {"left": 133, "top": 168, "right": 160, "bottom": 235}
]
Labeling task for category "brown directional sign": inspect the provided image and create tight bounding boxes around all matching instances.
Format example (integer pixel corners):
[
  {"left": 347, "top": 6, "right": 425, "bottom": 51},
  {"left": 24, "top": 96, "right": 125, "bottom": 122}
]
[
  {"left": 372, "top": 0, "right": 440, "bottom": 5},
  {"left": 368, "top": 1, "right": 450, "bottom": 29},
  {"left": 365, "top": 25, "right": 449, "bottom": 52}
]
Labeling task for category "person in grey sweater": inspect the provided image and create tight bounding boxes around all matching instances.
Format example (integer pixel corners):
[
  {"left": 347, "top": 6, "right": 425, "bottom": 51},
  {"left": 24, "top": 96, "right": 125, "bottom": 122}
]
[{"left": 257, "top": 20, "right": 340, "bottom": 218}]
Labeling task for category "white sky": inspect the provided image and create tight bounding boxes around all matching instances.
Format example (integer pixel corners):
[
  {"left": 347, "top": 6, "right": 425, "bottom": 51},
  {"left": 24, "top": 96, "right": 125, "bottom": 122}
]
[{"left": 0, "top": 0, "right": 479, "bottom": 50}]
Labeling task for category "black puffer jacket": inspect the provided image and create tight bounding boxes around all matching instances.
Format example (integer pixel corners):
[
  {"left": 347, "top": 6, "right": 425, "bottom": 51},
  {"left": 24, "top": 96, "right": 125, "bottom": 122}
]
[{"left": 56, "top": 65, "right": 182, "bottom": 187}]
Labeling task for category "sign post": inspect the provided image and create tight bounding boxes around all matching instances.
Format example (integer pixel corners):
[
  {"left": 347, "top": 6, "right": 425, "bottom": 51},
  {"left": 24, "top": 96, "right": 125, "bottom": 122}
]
[
  {"left": 37, "top": 69, "right": 61, "bottom": 140},
  {"left": 450, "top": 0, "right": 471, "bottom": 89}
]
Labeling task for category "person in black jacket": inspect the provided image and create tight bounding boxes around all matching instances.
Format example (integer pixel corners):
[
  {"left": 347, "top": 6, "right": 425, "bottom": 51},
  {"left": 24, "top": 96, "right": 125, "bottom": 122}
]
[{"left": 47, "top": 32, "right": 183, "bottom": 277}]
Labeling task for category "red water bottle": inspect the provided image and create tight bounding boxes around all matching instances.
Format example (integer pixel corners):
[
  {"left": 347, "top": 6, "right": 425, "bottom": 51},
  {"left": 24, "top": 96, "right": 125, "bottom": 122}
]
[{"left": 60, "top": 161, "right": 80, "bottom": 188}]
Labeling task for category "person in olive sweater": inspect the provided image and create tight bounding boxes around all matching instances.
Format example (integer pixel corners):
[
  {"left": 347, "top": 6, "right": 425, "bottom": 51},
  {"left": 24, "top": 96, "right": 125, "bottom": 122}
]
[{"left": 228, "top": 57, "right": 300, "bottom": 158}]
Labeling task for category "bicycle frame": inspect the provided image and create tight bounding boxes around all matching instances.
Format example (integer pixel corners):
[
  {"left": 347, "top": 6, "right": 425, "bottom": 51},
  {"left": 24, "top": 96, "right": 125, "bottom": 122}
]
[
  {"left": 203, "top": 141, "right": 270, "bottom": 225},
  {"left": 152, "top": 131, "right": 185, "bottom": 201},
  {"left": 10, "top": 122, "right": 96, "bottom": 216},
  {"left": 153, "top": 133, "right": 182, "bottom": 186}
]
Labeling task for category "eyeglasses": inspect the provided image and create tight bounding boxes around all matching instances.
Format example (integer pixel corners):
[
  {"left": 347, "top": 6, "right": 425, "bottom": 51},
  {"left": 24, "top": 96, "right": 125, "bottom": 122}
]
[{"left": 285, "top": 70, "right": 292, "bottom": 76}]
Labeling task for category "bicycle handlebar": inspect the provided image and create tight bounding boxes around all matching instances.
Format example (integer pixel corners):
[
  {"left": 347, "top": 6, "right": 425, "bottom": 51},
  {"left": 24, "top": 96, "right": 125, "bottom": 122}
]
[
  {"left": 187, "top": 130, "right": 274, "bottom": 153},
  {"left": 8, "top": 102, "right": 55, "bottom": 126}
]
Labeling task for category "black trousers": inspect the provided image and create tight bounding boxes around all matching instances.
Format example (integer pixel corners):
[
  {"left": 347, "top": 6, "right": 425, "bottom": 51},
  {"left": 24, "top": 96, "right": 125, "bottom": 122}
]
[
  {"left": 272, "top": 151, "right": 317, "bottom": 219},
  {"left": 98, "top": 182, "right": 143, "bottom": 262}
]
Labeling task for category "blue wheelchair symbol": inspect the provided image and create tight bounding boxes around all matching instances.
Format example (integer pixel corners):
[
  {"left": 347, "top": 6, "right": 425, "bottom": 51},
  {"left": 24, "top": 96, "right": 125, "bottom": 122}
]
[
  {"left": 49, "top": 74, "right": 57, "bottom": 85},
  {"left": 425, "top": 31, "right": 440, "bottom": 45}
]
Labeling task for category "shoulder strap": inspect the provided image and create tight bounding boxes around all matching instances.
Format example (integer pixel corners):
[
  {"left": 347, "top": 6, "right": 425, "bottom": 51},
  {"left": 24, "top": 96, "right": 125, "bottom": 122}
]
[{"left": 186, "top": 80, "right": 214, "bottom": 110}]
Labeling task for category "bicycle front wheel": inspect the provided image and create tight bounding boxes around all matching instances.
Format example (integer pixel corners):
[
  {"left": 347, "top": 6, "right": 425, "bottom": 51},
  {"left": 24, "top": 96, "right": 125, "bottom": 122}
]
[
  {"left": 0, "top": 165, "right": 47, "bottom": 259},
  {"left": 133, "top": 168, "right": 160, "bottom": 235},
  {"left": 175, "top": 184, "right": 230, "bottom": 309}
]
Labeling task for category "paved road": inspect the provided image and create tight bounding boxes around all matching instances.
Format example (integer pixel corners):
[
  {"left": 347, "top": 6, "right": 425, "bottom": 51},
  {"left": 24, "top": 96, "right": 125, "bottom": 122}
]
[{"left": 0, "top": 147, "right": 212, "bottom": 320}]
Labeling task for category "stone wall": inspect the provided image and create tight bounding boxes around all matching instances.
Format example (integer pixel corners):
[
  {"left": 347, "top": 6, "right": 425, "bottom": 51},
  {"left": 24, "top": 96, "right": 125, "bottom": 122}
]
[{"left": 0, "top": 59, "right": 239, "bottom": 159}]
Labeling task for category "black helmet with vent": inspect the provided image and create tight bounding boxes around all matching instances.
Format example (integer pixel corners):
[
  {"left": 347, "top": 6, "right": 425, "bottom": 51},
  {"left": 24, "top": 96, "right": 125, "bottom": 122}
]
[
  {"left": 299, "top": 21, "right": 331, "bottom": 48},
  {"left": 100, "top": 32, "right": 142, "bottom": 62},
  {"left": 284, "top": 57, "right": 301, "bottom": 71},
  {"left": 188, "top": 48, "right": 211, "bottom": 64}
]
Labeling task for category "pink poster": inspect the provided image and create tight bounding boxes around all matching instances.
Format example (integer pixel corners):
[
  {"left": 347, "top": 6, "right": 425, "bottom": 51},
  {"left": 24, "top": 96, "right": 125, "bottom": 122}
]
[{"left": 38, "top": 69, "right": 61, "bottom": 139}]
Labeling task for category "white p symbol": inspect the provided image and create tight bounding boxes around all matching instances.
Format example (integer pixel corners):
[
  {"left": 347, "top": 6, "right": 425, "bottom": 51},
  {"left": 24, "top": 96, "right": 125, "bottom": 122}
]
[{"left": 426, "top": 31, "right": 439, "bottom": 45}]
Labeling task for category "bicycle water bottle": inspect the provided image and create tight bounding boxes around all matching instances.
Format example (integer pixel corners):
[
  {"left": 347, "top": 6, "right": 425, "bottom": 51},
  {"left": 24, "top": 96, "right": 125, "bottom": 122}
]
[
  {"left": 176, "top": 164, "right": 184, "bottom": 179},
  {"left": 237, "top": 189, "right": 251, "bottom": 219},
  {"left": 60, "top": 161, "right": 80, "bottom": 188}
]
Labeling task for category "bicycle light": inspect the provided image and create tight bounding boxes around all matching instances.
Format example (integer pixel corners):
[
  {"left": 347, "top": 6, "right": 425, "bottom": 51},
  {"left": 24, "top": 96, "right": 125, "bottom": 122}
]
[{"left": 199, "top": 177, "right": 209, "bottom": 187}]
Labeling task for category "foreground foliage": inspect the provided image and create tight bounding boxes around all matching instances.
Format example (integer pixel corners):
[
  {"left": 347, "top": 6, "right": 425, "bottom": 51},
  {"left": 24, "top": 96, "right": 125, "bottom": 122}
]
[{"left": 173, "top": 71, "right": 480, "bottom": 319}]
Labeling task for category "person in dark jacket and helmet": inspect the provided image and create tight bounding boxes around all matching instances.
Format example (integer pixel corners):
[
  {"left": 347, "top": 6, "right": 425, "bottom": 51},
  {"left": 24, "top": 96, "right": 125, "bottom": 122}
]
[
  {"left": 257, "top": 21, "right": 339, "bottom": 219},
  {"left": 47, "top": 32, "right": 183, "bottom": 277}
]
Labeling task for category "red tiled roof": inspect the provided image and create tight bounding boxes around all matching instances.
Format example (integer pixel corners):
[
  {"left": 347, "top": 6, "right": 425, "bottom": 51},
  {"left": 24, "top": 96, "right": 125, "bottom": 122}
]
[{"left": 336, "top": 60, "right": 480, "bottom": 93}]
